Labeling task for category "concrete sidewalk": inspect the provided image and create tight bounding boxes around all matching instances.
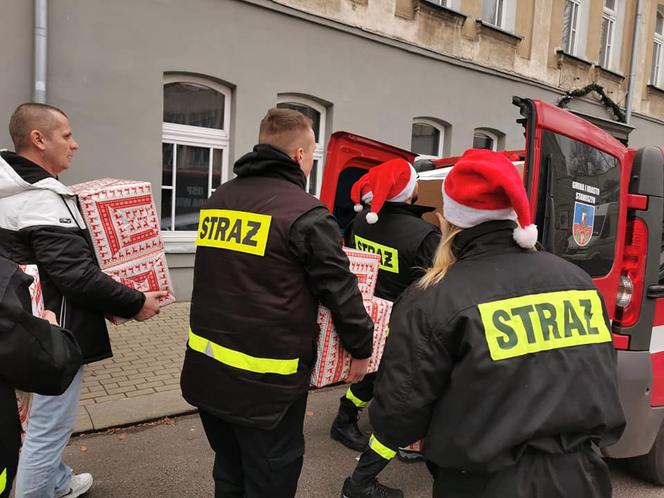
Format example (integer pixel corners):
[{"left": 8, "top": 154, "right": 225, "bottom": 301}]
[{"left": 74, "top": 302, "right": 195, "bottom": 433}]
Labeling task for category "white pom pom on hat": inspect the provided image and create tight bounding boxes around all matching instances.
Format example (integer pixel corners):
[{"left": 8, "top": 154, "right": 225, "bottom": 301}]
[
  {"left": 442, "top": 149, "right": 538, "bottom": 249},
  {"left": 354, "top": 204, "right": 363, "bottom": 213},
  {"left": 366, "top": 212, "right": 379, "bottom": 224}
]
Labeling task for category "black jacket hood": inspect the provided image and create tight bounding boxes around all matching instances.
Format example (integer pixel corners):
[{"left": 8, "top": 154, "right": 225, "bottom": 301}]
[{"left": 233, "top": 144, "right": 307, "bottom": 190}]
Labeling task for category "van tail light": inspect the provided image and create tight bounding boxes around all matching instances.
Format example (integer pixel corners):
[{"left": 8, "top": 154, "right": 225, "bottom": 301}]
[{"left": 615, "top": 218, "right": 648, "bottom": 328}]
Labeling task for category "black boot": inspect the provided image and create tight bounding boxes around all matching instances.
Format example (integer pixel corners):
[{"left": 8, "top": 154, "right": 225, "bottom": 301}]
[
  {"left": 341, "top": 477, "right": 404, "bottom": 498},
  {"left": 331, "top": 396, "right": 369, "bottom": 451}
]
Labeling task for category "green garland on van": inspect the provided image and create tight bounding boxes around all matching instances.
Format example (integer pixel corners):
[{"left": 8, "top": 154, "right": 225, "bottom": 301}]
[{"left": 557, "top": 83, "right": 626, "bottom": 123}]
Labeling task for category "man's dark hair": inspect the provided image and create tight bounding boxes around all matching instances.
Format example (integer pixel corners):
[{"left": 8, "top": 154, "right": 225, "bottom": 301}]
[
  {"left": 258, "top": 108, "right": 313, "bottom": 154},
  {"left": 9, "top": 103, "right": 68, "bottom": 151}
]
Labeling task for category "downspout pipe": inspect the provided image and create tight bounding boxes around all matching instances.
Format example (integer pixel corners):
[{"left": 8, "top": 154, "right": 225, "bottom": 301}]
[
  {"left": 625, "top": 0, "right": 644, "bottom": 124},
  {"left": 33, "top": 0, "right": 47, "bottom": 103}
]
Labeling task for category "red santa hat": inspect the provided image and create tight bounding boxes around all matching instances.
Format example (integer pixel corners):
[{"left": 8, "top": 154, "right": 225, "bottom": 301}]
[
  {"left": 442, "top": 149, "right": 538, "bottom": 249},
  {"left": 350, "top": 158, "right": 418, "bottom": 224}
]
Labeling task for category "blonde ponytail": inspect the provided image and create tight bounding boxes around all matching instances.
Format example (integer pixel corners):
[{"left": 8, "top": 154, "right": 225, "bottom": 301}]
[{"left": 418, "top": 216, "right": 462, "bottom": 289}]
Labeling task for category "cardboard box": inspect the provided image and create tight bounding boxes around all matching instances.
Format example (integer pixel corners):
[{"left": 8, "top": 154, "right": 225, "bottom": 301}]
[
  {"left": 310, "top": 297, "right": 393, "bottom": 388},
  {"left": 70, "top": 178, "right": 176, "bottom": 322}
]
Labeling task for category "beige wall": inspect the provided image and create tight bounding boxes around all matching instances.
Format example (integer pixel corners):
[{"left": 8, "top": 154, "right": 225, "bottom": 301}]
[{"left": 273, "top": 0, "right": 663, "bottom": 122}]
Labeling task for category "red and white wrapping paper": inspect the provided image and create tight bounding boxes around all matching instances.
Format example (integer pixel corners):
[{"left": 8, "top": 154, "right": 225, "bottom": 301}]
[
  {"left": 343, "top": 247, "right": 380, "bottom": 299},
  {"left": 310, "top": 297, "right": 393, "bottom": 388},
  {"left": 70, "top": 178, "right": 175, "bottom": 322},
  {"left": 401, "top": 440, "right": 424, "bottom": 453},
  {"left": 16, "top": 264, "right": 44, "bottom": 438}
]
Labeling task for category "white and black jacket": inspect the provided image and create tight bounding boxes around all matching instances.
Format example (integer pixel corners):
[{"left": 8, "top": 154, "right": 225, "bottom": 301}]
[{"left": 0, "top": 151, "right": 145, "bottom": 363}]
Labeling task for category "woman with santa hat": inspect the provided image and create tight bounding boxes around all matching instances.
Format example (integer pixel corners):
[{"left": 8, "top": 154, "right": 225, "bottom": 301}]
[{"left": 344, "top": 149, "right": 625, "bottom": 498}]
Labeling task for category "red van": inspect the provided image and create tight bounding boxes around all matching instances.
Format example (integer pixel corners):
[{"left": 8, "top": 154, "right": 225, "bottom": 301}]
[{"left": 319, "top": 97, "right": 664, "bottom": 485}]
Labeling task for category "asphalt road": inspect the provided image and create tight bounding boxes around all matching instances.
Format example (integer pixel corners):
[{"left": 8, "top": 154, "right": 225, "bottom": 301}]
[{"left": 58, "top": 386, "right": 663, "bottom": 498}]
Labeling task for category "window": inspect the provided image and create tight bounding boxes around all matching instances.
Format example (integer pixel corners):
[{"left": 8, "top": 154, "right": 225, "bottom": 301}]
[
  {"left": 161, "top": 76, "right": 231, "bottom": 236},
  {"left": 600, "top": 0, "right": 617, "bottom": 68},
  {"left": 277, "top": 96, "right": 328, "bottom": 197},
  {"left": 482, "top": 0, "right": 505, "bottom": 28},
  {"left": 473, "top": 129, "right": 502, "bottom": 151},
  {"left": 426, "top": 0, "right": 448, "bottom": 6},
  {"left": 652, "top": 7, "right": 664, "bottom": 86},
  {"left": 411, "top": 119, "right": 447, "bottom": 158},
  {"left": 536, "top": 131, "right": 620, "bottom": 277},
  {"left": 562, "top": 0, "right": 581, "bottom": 54}
]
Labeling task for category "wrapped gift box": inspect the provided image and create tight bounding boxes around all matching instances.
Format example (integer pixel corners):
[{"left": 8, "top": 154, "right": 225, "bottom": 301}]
[
  {"left": 17, "top": 264, "right": 44, "bottom": 438},
  {"left": 401, "top": 440, "right": 424, "bottom": 453},
  {"left": 70, "top": 178, "right": 175, "bottom": 321},
  {"left": 310, "top": 297, "right": 393, "bottom": 388},
  {"left": 343, "top": 247, "right": 380, "bottom": 299}
]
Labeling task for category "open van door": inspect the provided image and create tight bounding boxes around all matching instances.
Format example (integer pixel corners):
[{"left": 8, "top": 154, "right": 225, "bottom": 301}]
[
  {"left": 515, "top": 96, "right": 664, "bottom": 482},
  {"left": 320, "top": 132, "right": 416, "bottom": 234}
]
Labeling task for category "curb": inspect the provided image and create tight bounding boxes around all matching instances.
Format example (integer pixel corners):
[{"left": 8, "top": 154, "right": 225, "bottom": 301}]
[{"left": 74, "top": 390, "right": 196, "bottom": 435}]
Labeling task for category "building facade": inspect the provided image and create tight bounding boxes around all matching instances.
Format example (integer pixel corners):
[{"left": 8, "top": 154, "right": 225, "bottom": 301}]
[{"left": 1, "top": 0, "right": 663, "bottom": 299}]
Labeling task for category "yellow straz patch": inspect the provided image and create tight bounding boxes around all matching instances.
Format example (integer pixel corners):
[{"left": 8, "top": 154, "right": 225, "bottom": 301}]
[
  {"left": 478, "top": 290, "right": 612, "bottom": 361},
  {"left": 354, "top": 235, "right": 399, "bottom": 273},
  {"left": 196, "top": 209, "right": 272, "bottom": 256}
]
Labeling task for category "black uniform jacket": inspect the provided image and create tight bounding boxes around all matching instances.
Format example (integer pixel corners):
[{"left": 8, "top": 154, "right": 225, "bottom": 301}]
[
  {"left": 369, "top": 220, "right": 626, "bottom": 474},
  {"left": 0, "top": 256, "right": 81, "bottom": 498},
  {"left": 347, "top": 202, "right": 441, "bottom": 301},
  {"left": 181, "top": 145, "right": 373, "bottom": 430},
  {"left": 0, "top": 152, "right": 145, "bottom": 363}
]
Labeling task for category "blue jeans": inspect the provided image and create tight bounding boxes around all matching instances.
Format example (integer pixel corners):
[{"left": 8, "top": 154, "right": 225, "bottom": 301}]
[{"left": 14, "top": 367, "right": 84, "bottom": 498}]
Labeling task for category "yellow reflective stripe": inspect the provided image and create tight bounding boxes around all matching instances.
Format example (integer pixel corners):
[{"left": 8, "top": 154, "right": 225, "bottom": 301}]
[
  {"left": 0, "top": 467, "right": 6, "bottom": 495},
  {"left": 478, "top": 289, "right": 612, "bottom": 361},
  {"left": 354, "top": 235, "right": 399, "bottom": 274},
  {"left": 188, "top": 329, "right": 298, "bottom": 375},
  {"left": 196, "top": 209, "right": 272, "bottom": 256},
  {"left": 369, "top": 434, "right": 396, "bottom": 460},
  {"left": 346, "top": 387, "right": 369, "bottom": 408}
]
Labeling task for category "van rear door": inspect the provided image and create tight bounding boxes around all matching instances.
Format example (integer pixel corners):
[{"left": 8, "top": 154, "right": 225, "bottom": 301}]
[{"left": 320, "top": 132, "right": 416, "bottom": 233}]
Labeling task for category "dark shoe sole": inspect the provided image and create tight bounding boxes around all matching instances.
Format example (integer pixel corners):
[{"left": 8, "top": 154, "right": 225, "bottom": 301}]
[{"left": 330, "top": 426, "right": 368, "bottom": 452}]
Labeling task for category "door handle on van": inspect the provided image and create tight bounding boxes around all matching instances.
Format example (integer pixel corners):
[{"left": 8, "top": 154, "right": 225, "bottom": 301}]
[{"left": 647, "top": 284, "right": 664, "bottom": 298}]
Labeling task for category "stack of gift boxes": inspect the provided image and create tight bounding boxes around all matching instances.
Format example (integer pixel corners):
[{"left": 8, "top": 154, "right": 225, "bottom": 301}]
[
  {"left": 70, "top": 178, "right": 176, "bottom": 321},
  {"left": 310, "top": 248, "right": 392, "bottom": 388}
]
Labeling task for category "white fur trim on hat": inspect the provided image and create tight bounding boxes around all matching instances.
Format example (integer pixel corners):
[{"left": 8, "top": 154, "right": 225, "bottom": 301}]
[
  {"left": 442, "top": 189, "right": 517, "bottom": 228},
  {"left": 513, "top": 224, "right": 538, "bottom": 249},
  {"left": 388, "top": 165, "right": 418, "bottom": 203},
  {"left": 366, "top": 212, "right": 379, "bottom": 224},
  {"left": 362, "top": 191, "right": 374, "bottom": 204}
]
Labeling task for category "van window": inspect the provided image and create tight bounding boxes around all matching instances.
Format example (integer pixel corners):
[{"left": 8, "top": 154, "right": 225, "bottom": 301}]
[
  {"left": 333, "top": 167, "right": 369, "bottom": 235},
  {"left": 536, "top": 130, "right": 620, "bottom": 277}
]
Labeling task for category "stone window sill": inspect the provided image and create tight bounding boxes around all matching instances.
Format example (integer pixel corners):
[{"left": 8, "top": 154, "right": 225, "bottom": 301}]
[
  {"left": 418, "top": 1, "right": 467, "bottom": 23},
  {"left": 647, "top": 84, "right": 664, "bottom": 97},
  {"left": 596, "top": 65, "right": 626, "bottom": 82},
  {"left": 556, "top": 49, "right": 593, "bottom": 68},
  {"left": 475, "top": 20, "right": 523, "bottom": 46}
]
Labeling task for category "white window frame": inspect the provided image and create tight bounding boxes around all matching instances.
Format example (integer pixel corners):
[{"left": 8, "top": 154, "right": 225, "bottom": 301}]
[
  {"left": 600, "top": 0, "right": 618, "bottom": 69},
  {"left": 426, "top": 0, "right": 448, "bottom": 7},
  {"left": 411, "top": 118, "right": 446, "bottom": 159},
  {"left": 473, "top": 129, "right": 501, "bottom": 151},
  {"left": 161, "top": 74, "right": 231, "bottom": 250},
  {"left": 562, "top": 0, "right": 582, "bottom": 55},
  {"left": 652, "top": 8, "right": 664, "bottom": 87},
  {"left": 276, "top": 95, "right": 327, "bottom": 197}
]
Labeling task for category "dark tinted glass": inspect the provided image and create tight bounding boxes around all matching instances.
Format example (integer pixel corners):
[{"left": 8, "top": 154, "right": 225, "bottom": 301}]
[
  {"left": 473, "top": 132, "right": 494, "bottom": 150},
  {"left": 162, "top": 143, "right": 174, "bottom": 186},
  {"left": 277, "top": 102, "right": 321, "bottom": 142},
  {"left": 175, "top": 145, "right": 209, "bottom": 231},
  {"left": 411, "top": 123, "right": 440, "bottom": 156},
  {"left": 164, "top": 83, "right": 225, "bottom": 129},
  {"left": 537, "top": 131, "right": 620, "bottom": 277},
  {"left": 212, "top": 149, "right": 223, "bottom": 189},
  {"left": 160, "top": 188, "right": 172, "bottom": 231},
  {"left": 309, "top": 160, "right": 319, "bottom": 196}
]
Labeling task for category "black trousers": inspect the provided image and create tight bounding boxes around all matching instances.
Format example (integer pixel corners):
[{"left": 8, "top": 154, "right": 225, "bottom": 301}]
[
  {"left": 432, "top": 448, "right": 612, "bottom": 498},
  {"left": 349, "top": 372, "right": 376, "bottom": 404},
  {"left": 199, "top": 394, "right": 308, "bottom": 498}
]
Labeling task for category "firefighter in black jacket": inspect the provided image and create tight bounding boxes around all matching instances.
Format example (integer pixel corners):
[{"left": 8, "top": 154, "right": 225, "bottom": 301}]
[
  {"left": 330, "top": 159, "right": 440, "bottom": 461},
  {"left": 353, "top": 149, "right": 626, "bottom": 498},
  {"left": 0, "top": 256, "right": 81, "bottom": 498},
  {"left": 180, "top": 108, "right": 374, "bottom": 498}
]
